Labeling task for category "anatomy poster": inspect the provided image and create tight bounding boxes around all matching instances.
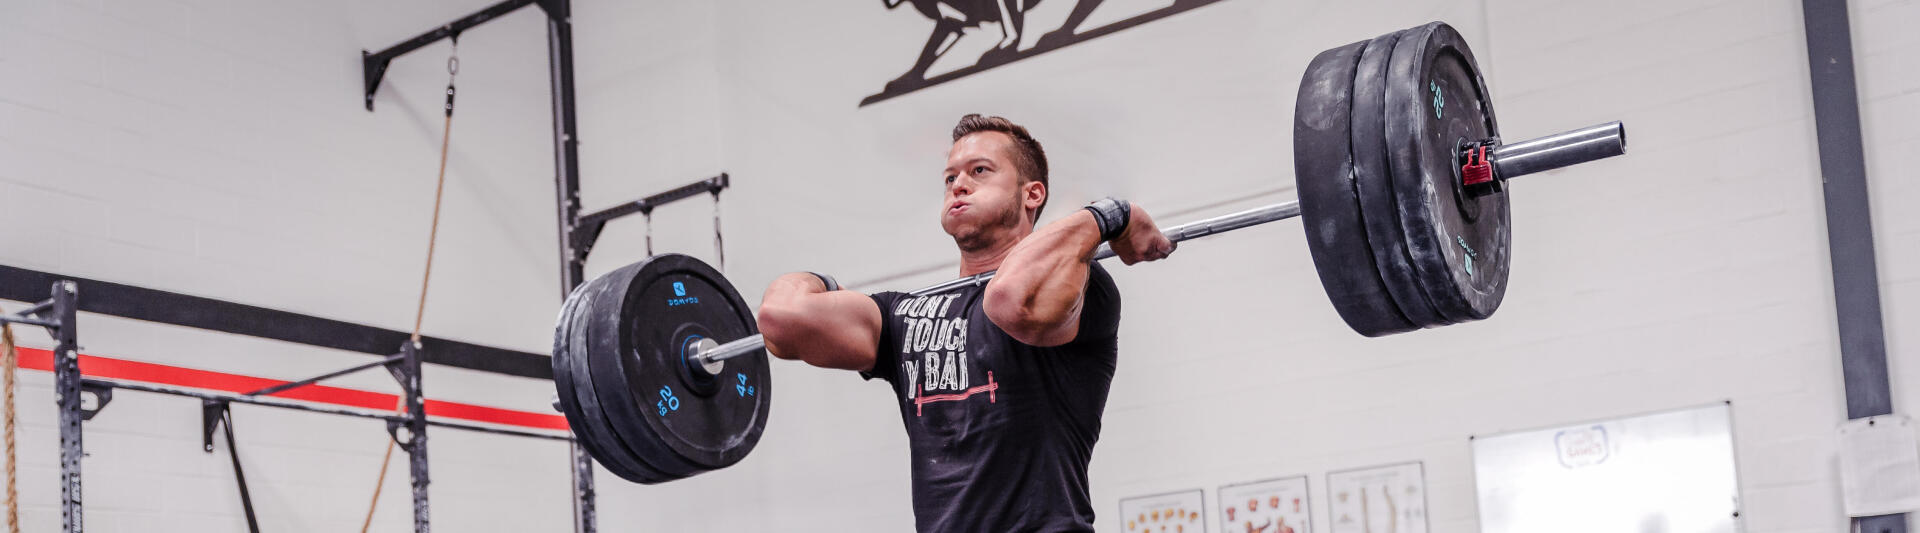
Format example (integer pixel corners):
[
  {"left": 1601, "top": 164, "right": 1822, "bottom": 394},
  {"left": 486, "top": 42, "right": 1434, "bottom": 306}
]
[
  {"left": 1218, "top": 476, "right": 1311, "bottom": 533},
  {"left": 1121, "top": 488, "right": 1207, "bottom": 533},
  {"left": 1328, "top": 462, "right": 1428, "bottom": 533}
]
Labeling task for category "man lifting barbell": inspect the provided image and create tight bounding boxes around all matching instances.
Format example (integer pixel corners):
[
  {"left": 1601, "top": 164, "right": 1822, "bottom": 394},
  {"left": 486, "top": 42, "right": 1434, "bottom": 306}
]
[
  {"left": 550, "top": 19, "right": 1629, "bottom": 533},
  {"left": 757, "top": 114, "right": 1174, "bottom": 532}
]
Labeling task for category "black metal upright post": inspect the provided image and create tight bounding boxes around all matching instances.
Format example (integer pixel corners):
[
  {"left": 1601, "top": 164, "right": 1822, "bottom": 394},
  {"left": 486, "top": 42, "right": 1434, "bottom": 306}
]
[
  {"left": 544, "top": 0, "right": 585, "bottom": 294},
  {"left": 389, "top": 342, "right": 431, "bottom": 532},
  {"left": 361, "top": 0, "right": 597, "bottom": 529},
  {"left": 1800, "top": 1, "right": 1906, "bottom": 532},
  {"left": 51, "top": 281, "right": 81, "bottom": 532},
  {"left": 537, "top": 0, "right": 597, "bottom": 531}
]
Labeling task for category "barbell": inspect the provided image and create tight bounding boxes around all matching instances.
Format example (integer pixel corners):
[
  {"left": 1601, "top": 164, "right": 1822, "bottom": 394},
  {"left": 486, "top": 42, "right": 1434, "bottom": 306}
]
[{"left": 552, "top": 21, "right": 1628, "bottom": 484}]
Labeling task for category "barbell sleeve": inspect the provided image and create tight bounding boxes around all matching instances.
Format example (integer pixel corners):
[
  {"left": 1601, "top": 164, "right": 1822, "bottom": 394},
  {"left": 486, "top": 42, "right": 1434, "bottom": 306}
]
[
  {"left": 695, "top": 333, "right": 763, "bottom": 366},
  {"left": 689, "top": 121, "right": 1625, "bottom": 370},
  {"left": 1489, "top": 121, "right": 1626, "bottom": 180}
]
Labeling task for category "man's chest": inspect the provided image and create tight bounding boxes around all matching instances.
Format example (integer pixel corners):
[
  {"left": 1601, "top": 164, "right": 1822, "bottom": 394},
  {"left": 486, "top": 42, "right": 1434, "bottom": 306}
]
[{"left": 884, "top": 292, "right": 1024, "bottom": 417}]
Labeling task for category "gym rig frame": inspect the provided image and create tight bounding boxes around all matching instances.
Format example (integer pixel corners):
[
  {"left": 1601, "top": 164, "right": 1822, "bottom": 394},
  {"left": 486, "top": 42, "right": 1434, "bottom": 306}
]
[
  {"left": 0, "top": 175, "right": 722, "bottom": 533},
  {"left": 0, "top": 1, "right": 732, "bottom": 532},
  {"left": 1, "top": 1, "right": 1896, "bottom": 533}
]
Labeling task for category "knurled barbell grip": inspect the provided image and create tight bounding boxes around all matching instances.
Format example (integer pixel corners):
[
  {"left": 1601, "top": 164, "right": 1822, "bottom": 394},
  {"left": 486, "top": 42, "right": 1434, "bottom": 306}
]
[
  {"left": 1091, "top": 201, "right": 1304, "bottom": 262},
  {"left": 690, "top": 121, "right": 1625, "bottom": 370},
  {"left": 909, "top": 200, "right": 1305, "bottom": 297}
]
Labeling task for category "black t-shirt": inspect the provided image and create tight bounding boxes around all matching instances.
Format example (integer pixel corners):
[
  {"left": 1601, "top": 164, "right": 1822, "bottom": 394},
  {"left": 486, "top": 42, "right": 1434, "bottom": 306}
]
[{"left": 863, "top": 263, "right": 1122, "bottom": 533}]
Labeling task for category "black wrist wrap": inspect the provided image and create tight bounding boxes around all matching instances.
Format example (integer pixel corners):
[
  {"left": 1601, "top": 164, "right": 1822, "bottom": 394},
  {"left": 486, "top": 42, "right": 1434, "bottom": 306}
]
[
  {"left": 808, "top": 272, "right": 840, "bottom": 292},
  {"left": 1083, "top": 197, "right": 1131, "bottom": 241}
]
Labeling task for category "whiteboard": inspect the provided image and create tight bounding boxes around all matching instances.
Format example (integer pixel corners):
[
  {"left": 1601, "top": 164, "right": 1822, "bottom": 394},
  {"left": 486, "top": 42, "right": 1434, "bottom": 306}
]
[{"left": 1471, "top": 403, "right": 1742, "bottom": 533}]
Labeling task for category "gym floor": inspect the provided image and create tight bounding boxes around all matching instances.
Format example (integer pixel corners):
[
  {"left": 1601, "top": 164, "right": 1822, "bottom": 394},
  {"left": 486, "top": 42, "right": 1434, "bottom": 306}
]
[{"left": 0, "top": 0, "right": 1916, "bottom": 532}]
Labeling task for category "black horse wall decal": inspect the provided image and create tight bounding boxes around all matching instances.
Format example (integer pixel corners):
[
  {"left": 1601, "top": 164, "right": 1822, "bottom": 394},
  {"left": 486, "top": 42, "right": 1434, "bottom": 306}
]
[{"left": 863, "top": 0, "right": 1231, "bottom": 107}]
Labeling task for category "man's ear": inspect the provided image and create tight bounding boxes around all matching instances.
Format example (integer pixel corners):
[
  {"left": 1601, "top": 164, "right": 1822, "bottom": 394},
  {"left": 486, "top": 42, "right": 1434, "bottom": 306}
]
[{"left": 1023, "top": 179, "right": 1046, "bottom": 219}]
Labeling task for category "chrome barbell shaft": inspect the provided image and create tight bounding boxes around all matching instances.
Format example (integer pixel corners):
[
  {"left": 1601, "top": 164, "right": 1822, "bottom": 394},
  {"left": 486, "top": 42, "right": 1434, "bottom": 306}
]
[
  {"left": 690, "top": 199, "right": 1302, "bottom": 370},
  {"left": 691, "top": 121, "right": 1626, "bottom": 371}
]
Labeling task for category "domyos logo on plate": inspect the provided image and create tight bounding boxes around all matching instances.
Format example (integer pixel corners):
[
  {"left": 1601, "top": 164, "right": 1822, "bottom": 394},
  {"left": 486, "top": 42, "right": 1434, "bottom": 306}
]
[{"left": 667, "top": 281, "right": 700, "bottom": 307}]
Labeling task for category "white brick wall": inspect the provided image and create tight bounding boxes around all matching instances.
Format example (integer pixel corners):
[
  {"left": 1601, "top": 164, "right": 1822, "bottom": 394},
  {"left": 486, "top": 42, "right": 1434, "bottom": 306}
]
[{"left": 2, "top": 0, "right": 1914, "bottom": 531}]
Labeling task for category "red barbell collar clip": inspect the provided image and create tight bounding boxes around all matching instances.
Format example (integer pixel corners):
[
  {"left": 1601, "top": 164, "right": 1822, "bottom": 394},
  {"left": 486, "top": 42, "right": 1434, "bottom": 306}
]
[{"left": 1461, "top": 144, "right": 1494, "bottom": 186}]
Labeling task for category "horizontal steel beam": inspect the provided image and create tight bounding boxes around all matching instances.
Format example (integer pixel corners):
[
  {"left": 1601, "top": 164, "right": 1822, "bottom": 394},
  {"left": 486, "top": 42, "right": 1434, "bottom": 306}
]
[
  {"left": 243, "top": 353, "right": 406, "bottom": 397},
  {"left": 0, "top": 265, "right": 551, "bottom": 379},
  {"left": 91, "top": 378, "right": 572, "bottom": 441}
]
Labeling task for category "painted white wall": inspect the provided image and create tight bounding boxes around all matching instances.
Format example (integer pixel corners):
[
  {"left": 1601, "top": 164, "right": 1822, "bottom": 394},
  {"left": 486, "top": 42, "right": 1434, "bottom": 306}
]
[
  {"left": 665, "top": 0, "right": 1914, "bottom": 532},
  {"left": 1861, "top": 0, "right": 1920, "bottom": 462},
  {"left": 1, "top": 0, "right": 1915, "bottom": 531},
  {"left": 0, "top": 0, "right": 583, "bottom": 530}
]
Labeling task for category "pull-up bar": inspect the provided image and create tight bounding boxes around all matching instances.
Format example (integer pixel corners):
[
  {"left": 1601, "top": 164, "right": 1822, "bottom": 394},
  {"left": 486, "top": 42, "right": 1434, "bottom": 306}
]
[{"left": 361, "top": 0, "right": 562, "bottom": 111}]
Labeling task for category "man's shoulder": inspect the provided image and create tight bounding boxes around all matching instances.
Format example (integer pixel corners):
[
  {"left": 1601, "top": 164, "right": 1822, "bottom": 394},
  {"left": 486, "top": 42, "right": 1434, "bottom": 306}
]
[
  {"left": 867, "top": 290, "right": 909, "bottom": 315},
  {"left": 1085, "top": 262, "right": 1120, "bottom": 302},
  {"left": 1087, "top": 262, "right": 1117, "bottom": 286}
]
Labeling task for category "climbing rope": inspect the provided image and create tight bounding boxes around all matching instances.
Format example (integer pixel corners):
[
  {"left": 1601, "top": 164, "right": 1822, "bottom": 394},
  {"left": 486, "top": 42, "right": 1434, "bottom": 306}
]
[
  {"left": 363, "top": 39, "right": 459, "bottom": 533},
  {"left": 0, "top": 306, "right": 19, "bottom": 533}
]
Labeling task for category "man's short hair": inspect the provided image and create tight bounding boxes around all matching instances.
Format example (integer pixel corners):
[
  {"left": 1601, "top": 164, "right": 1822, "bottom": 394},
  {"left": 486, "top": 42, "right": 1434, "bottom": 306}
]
[{"left": 952, "top": 114, "right": 1049, "bottom": 220}]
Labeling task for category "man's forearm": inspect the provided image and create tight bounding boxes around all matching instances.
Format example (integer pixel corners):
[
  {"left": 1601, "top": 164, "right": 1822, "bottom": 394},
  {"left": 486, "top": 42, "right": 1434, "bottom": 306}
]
[
  {"left": 983, "top": 210, "right": 1103, "bottom": 344},
  {"left": 765, "top": 272, "right": 830, "bottom": 301},
  {"left": 759, "top": 273, "right": 834, "bottom": 357},
  {"left": 1005, "top": 209, "right": 1105, "bottom": 276},
  {"left": 758, "top": 272, "right": 883, "bottom": 370}
]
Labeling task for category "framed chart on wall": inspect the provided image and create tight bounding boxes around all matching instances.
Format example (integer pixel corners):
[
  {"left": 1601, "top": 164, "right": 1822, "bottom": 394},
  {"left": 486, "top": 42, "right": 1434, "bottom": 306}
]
[
  {"left": 1470, "top": 402, "right": 1740, "bottom": 533},
  {"left": 1327, "top": 462, "right": 1428, "bottom": 533},
  {"left": 1120, "top": 488, "right": 1207, "bottom": 533},
  {"left": 1217, "top": 475, "right": 1312, "bottom": 533}
]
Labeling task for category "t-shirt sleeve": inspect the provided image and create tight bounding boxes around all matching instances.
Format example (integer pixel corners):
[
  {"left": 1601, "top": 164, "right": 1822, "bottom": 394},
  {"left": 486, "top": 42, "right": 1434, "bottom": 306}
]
[
  {"left": 859, "top": 291, "right": 906, "bottom": 382},
  {"left": 1072, "top": 263, "right": 1122, "bottom": 344}
]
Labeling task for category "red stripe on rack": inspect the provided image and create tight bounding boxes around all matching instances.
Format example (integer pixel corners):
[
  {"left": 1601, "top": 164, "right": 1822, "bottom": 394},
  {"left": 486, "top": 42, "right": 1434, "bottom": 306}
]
[{"left": 12, "top": 347, "right": 568, "bottom": 431}]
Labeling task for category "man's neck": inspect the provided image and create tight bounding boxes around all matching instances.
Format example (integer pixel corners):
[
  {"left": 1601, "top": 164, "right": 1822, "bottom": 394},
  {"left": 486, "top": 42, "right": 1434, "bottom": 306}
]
[
  {"left": 958, "top": 238, "right": 1016, "bottom": 277},
  {"left": 956, "top": 222, "right": 1033, "bottom": 277}
]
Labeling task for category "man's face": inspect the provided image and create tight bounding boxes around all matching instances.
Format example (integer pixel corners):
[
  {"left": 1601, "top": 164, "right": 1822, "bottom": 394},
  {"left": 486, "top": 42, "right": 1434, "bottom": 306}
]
[{"left": 942, "top": 132, "right": 1041, "bottom": 251}]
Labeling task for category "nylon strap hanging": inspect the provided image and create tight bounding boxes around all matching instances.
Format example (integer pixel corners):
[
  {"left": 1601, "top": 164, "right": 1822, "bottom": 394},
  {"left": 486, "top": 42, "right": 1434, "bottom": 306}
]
[{"left": 712, "top": 190, "right": 725, "bottom": 271}]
